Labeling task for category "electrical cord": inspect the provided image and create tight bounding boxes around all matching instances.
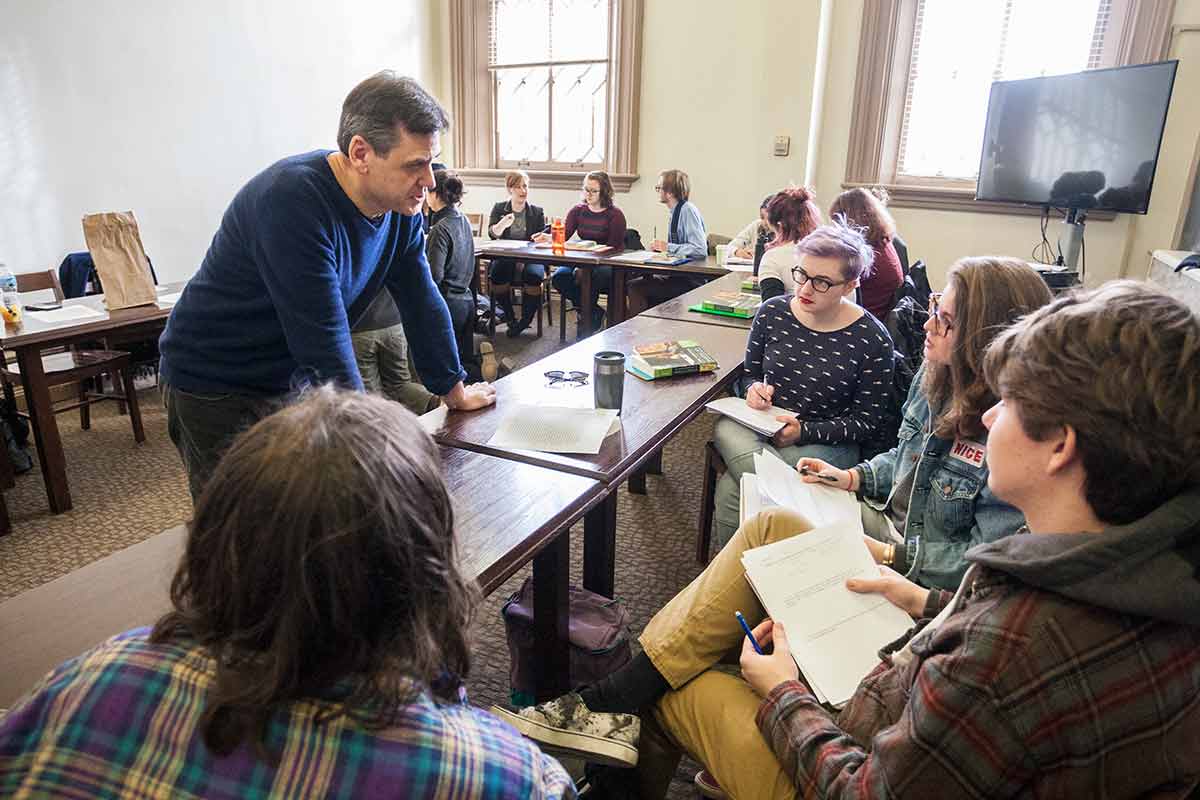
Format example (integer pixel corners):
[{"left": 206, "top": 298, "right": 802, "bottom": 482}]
[{"left": 1032, "top": 206, "right": 1056, "bottom": 264}]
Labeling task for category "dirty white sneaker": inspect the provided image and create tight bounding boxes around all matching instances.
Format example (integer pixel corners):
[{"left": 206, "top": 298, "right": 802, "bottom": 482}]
[
  {"left": 490, "top": 692, "right": 639, "bottom": 767},
  {"left": 479, "top": 341, "right": 498, "bottom": 382}
]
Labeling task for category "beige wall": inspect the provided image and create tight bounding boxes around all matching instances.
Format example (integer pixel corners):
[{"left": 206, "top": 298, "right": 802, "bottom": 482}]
[{"left": 442, "top": 0, "right": 1199, "bottom": 291}]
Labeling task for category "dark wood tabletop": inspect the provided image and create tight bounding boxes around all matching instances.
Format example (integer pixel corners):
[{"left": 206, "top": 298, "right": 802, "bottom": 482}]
[
  {"left": 639, "top": 271, "right": 757, "bottom": 330},
  {"left": 473, "top": 239, "right": 728, "bottom": 278},
  {"left": 0, "top": 283, "right": 184, "bottom": 349},
  {"left": 424, "top": 315, "right": 749, "bottom": 485},
  {"left": 442, "top": 445, "right": 603, "bottom": 595}
]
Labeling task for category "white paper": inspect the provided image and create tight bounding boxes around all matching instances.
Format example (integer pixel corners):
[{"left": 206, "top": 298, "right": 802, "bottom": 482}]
[
  {"left": 608, "top": 250, "right": 660, "bottom": 263},
  {"left": 26, "top": 305, "right": 106, "bottom": 323},
  {"left": 753, "top": 451, "right": 861, "bottom": 532},
  {"left": 480, "top": 240, "right": 530, "bottom": 250},
  {"left": 741, "top": 521, "right": 913, "bottom": 706},
  {"left": 726, "top": 254, "right": 754, "bottom": 265},
  {"left": 705, "top": 397, "right": 794, "bottom": 437},
  {"left": 740, "top": 473, "right": 779, "bottom": 523},
  {"left": 724, "top": 261, "right": 754, "bottom": 272},
  {"left": 487, "top": 405, "right": 619, "bottom": 454},
  {"left": 156, "top": 292, "right": 183, "bottom": 305}
]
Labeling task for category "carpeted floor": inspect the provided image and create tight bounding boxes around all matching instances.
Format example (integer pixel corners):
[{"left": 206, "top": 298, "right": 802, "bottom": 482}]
[{"left": 0, "top": 298, "right": 718, "bottom": 796}]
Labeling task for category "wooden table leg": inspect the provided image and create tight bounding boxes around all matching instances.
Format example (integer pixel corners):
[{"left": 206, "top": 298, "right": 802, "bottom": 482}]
[
  {"left": 533, "top": 532, "right": 571, "bottom": 701},
  {"left": 16, "top": 348, "right": 72, "bottom": 513},
  {"left": 578, "top": 268, "right": 593, "bottom": 339},
  {"left": 583, "top": 492, "right": 617, "bottom": 598},
  {"left": 628, "top": 447, "right": 663, "bottom": 495},
  {"left": 646, "top": 450, "right": 663, "bottom": 475},
  {"left": 609, "top": 268, "right": 628, "bottom": 324}
]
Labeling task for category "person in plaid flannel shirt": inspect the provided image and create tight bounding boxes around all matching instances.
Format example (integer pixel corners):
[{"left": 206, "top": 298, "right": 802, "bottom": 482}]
[{"left": 0, "top": 387, "right": 573, "bottom": 799}]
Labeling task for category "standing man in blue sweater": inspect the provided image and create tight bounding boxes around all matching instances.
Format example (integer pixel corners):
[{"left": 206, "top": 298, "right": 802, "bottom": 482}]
[{"left": 159, "top": 72, "right": 495, "bottom": 498}]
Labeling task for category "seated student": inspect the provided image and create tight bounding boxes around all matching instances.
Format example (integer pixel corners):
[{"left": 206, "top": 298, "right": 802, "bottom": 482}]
[
  {"left": 627, "top": 168, "right": 708, "bottom": 315},
  {"left": 546, "top": 171, "right": 627, "bottom": 330},
  {"left": 492, "top": 258, "right": 1051, "bottom": 787},
  {"left": 728, "top": 193, "right": 776, "bottom": 260},
  {"left": 756, "top": 187, "right": 822, "bottom": 301},
  {"left": 426, "top": 169, "right": 480, "bottom": 380},
  {"left": 488, "top": 170, "right": 547, "bottom": 337},
  {"left": 350, "top": 291, "right": 437, "bottom": 414},
  {"left": 711, "top": 223, "right": 895, "bottom": 548},
  {"left": 0, "top": 388, "right": 573, "bottom": 798},
  {"left": 830, "top": 187, "right": 905, "bottom": 320}
]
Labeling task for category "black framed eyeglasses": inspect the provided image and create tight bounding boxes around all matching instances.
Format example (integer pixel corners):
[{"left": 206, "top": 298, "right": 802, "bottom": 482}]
[
  {"left": 583, "top": 188, "right": 600, "bottom": 195},
  {"left": 545, "top": 370, "right": 588, "bottom": 387},
  {"left": 928, "top": 292, "right": 954, "bottom": 334},
  {"left": 791, "top": 266, "right": 850, "bottom": 294}
]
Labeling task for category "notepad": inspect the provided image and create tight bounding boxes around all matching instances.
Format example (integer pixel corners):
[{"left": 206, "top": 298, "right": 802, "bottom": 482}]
[
  {"left": 741, "top": 520, "right": 913, "bottom": 707},
  {"left": 481, "top": 240, "right": 531, "bottom": 250},
  {"left": 26, "top": 305, "right": 106, "bottom": 323},
  {"left": 704, "top": 397, "right": 794, "bottom": 437},
  {"left": 487, "top": 405, "right": 619, "bottom": 454},
  {"left": 753, "top": 451, "right": 861, "bottom": 532},
  {"left": 156, "top": 292, "right": 182, "bottom": 305}
]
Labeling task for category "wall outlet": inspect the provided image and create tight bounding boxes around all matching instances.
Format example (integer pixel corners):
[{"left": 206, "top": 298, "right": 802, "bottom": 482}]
[{"left": 773, "top": 135, "right": 790, "bottom": 157}]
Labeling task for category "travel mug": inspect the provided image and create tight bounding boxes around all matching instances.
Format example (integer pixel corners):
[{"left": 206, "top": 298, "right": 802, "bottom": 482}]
[{"left": 593, "top": 351, "right": 626, "bottom": 414}]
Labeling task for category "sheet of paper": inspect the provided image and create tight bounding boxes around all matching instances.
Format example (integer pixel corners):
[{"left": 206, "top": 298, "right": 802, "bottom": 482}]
[
  {"left": 481, "top": 240, "right": 530, "bottom": 249},
  {"left": 705, "top": 397, "right": 794, "bottom": 436},
  {"left": 753, "top": 451, "right": 861, "bottom": 531},
  {"left": 742, "top": 521, "right": 913, "bottom": 706},
  {"left": 487, "top": 405, "right": 619, "bottom": 454},
  {"left": 740, "top": 473, "right": 779, "bottom": 524},
  {"left": 723, "top": 261, "right": 754, "bottom": 272},
  {"left": 156, "top": 292, "right": 182, "bottom": 305},
  {"left": 726, "top": 254, "right": 754, "bottom": 265},
  {"left": 608, "top": 250, "right": 659, "bottom": 263},
  {"left": 26, "top": 305, "right": 106, "bottom": 323}
]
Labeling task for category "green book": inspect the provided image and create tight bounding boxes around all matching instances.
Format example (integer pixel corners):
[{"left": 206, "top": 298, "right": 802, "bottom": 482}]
[
  {"left": 740, "top": 276, "right": 760, "bottom": 292},
  {"left": 627, "top": 339, "right": 719, "bottom": 380},
  {"left": 700, "top": 291, "right": 761, "bottom": 318}
]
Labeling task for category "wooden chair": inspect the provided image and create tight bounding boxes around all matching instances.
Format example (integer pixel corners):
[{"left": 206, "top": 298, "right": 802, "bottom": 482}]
[
  {"left": 0, "top": 271, "right": 145, "bottom": 446},
  {"left": 488, "top": 263, "right": 552, "bottom": 340},
  {"left": 696, "top": 441, "right": 725, "bottom": 564}
]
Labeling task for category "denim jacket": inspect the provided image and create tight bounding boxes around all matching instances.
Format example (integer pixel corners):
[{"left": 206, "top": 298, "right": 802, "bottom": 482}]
[{"left": 854, "top": 367, "right": 1025, "bottom": 591}]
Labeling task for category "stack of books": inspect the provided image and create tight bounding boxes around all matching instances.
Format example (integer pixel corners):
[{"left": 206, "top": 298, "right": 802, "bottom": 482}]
[
  {"left": 693, "top": 291, "right": 761, "bottom": 319},
  {"left": 627, "top": 339, "right": 719, "bottom": 380}
]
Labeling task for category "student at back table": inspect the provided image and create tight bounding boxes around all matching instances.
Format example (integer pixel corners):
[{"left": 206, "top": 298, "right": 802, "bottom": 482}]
[
  {"left": 0, "top": 387, "right": 573, "bottom": 799},
  {"left": 627, "top": 168, "right": 708, "bottom": 315}
]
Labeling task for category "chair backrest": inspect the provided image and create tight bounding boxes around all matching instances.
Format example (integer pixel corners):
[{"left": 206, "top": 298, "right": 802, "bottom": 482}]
[
  {"left": 15, "top": 269, "right": 66, "bottom": 302},
  {"left": 706, "top": 232, "right": 732, "bottom": 256},
  {"left": 465, "top": 212, "right": 484, "bottom": 236}
]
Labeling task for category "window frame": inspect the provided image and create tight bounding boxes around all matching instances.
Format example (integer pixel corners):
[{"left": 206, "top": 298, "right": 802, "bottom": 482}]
[
  {"left": 449, "top": 0, "right": 643, "bottom": 191},
  {"left": 843, "top": 0, "right": 1176, "bottom": 216}
]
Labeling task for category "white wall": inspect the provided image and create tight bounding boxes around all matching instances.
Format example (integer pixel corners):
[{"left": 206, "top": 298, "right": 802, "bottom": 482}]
[
  {"left": 456, "top": 0, "right": 828, "bottom": 245},
  {"left": 0, "top": 0, "right": 438, "bottom": 283}
]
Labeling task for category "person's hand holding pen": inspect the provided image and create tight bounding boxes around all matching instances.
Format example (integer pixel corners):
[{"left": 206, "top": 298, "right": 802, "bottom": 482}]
[
  {"left": 739, "top": 618, "right": 801, "bottom": 698},
  {"left": 531, "top": 224, "right": 552, "bottom": 244},
  {"left": 746, "top": 381, "right": 774, "bottom": 411},
  {"left": 795, "top": 457, "right": 856, "bottom": 492}
]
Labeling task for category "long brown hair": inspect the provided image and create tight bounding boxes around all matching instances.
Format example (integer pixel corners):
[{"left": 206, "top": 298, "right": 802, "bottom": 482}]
[
  {"left": 585, "top": 170, "right": 615, "bottom": 208},
  {"left": 152, "top": 386, "right": 478, "bottom": 759},
  {"left": 924, "top": 257, "right": 1052, "bottom": 439},
  {"left": 829, "top": 187, "right": 895, "bottom": 246}
]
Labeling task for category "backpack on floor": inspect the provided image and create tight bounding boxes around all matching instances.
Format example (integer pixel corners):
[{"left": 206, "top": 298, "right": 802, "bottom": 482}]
[{"left": 502, "top": 577, "right": 633, "bottom": 708}]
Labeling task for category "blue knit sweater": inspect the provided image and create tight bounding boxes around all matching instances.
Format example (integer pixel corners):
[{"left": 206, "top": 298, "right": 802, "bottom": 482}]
[{"left": 159, "top": 151, "right": 464, "bottom": 396}]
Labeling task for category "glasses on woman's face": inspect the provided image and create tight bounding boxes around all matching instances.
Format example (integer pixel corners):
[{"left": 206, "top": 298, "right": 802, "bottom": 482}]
[
  {"left": 653, "top": 184, "right": 663, "bottom": 191},
  {"left": 545, "top": 370, "right": 589, "bottom": 387},
  {"left": 928, "top": 292, "right": 955, "bottom": 335},
  {"left": 791, "top": 266, "right": 850, "bottom": 294},
  {"left": 583, "top": 187, "right": 600, "bottom": 196}
]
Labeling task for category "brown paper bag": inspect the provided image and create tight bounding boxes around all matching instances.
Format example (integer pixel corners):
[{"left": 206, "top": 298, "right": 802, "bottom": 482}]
[{"left": 81, "top": 211, "right": 158, "bottom": 310}]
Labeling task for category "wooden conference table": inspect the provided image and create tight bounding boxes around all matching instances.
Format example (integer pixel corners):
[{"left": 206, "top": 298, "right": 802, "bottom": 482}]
[
  {"left": 640, "top": 270, "right": 756, "bottom": 331},
  {"left": 425, "top": 313, "right": 749, "bottom": 617},
  {"left": 0, "top": 284, "right": 185, "bottom": 514},
  {"left": 473, "top": 240, "right": 729, "bottom": 339},
  {"left": 0, "top": 446, "right": 603, "bottom": 708}
]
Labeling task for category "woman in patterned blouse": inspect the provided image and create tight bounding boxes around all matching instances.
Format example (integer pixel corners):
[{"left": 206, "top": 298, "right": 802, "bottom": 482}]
[{"left": 711, "top": 222, "right": 896, "bottom": 548}]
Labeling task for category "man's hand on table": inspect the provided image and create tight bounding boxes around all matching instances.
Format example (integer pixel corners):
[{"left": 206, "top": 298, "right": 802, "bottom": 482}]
[{"left": 443, "top": 381, "right": 497, "bottom": 411}]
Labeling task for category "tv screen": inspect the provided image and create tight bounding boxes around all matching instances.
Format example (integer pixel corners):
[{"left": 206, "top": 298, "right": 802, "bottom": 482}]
[{"left": 976, "top": 61, "right": 1177, "bottom": 214}]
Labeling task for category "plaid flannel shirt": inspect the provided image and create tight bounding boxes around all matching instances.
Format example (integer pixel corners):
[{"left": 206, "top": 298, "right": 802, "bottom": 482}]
[
  {"left": 755, "top": 566, "right": 1200, "bottom": 798},
  {"left": 0, "top": 629, "right": 574, "bottom": 799}
]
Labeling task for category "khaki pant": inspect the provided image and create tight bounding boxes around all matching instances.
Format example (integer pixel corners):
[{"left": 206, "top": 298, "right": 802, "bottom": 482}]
[{"left": 635, "top": 508, "right": 812, "bottom": 800}]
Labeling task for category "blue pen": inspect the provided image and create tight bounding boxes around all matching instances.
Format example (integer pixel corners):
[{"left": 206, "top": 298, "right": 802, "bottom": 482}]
[{"left": 735, "top": 611, "right": 764, "bottom": 655}]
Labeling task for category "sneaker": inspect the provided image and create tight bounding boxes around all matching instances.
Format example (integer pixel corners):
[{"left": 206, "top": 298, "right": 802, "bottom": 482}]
[
  {"left": 694, "top": 769, "right": 728, "bottom": 799},
  {"left": 490, "top": 692, "right": 640, "bottom": 767}
]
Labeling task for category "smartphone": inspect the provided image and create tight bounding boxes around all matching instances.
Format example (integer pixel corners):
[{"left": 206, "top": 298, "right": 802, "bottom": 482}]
[{"left": 26, "top": 302, "right": 63, "bottom": 311}]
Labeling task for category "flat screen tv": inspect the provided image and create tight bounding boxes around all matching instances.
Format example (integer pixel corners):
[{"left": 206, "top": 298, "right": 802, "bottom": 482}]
[{"left": 976, "top": 60, "right": 1177, "bottom": 214}]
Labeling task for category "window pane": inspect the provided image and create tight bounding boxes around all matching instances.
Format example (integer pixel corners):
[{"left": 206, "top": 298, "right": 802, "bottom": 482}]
[
  {"left": 496, "top": 67, "right": 550, "bottom": 162},
  {"left": 551, "top": 0, "right": 609, "bottom": 61},
  {"left": 492, "top": 0, "right": 550, "bottom": 65},
  {"left": 898, "top": 0, "right": 1103, "bottom": 180},
  {"left": 551, "top": 64, "right": 607, "bottom": 164}
]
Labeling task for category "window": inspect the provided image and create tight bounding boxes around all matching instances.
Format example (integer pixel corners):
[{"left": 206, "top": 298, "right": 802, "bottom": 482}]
[
  {"left": 449, "top": 0, "right": 643, "bottom": 190},
  {"left": 844, "top": 0, "right": 1175, "bottom": 212}
]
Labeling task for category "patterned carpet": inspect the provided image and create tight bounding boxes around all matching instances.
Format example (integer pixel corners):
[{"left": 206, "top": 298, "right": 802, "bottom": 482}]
[{"left": 0, "top": 300, "right": 717, "bottom": 796}]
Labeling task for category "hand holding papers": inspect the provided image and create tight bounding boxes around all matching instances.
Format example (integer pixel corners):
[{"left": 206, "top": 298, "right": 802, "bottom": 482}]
[
  {"left": 487, "top": 404, "right": 619, "bottom": 454},
  {"left": 741, "top": 521, "right": 913, "bottom": 706},
  {"left": 705, "top": 397, "right": 795, "bottom": 437}
]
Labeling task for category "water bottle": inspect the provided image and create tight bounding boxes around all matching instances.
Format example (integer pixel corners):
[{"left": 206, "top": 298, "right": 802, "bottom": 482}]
[
  {"left": 0, "top": 263, "right": 20, "bottom": 324},
  {"left": 551, "top": 217, "right": 566, "bottom": 256}
]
